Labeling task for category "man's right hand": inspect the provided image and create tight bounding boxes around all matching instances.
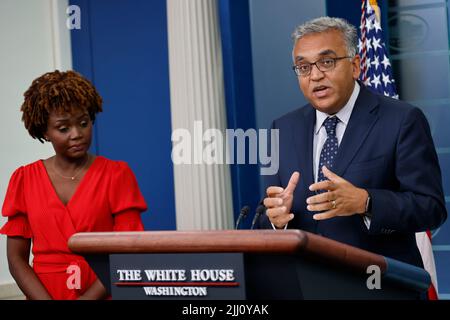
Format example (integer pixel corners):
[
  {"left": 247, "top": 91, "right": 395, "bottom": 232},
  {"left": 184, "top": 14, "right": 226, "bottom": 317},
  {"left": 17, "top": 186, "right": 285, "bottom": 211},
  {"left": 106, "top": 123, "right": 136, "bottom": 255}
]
[{"left": 263, "top": 172, "right": 300, "bottom": 229}]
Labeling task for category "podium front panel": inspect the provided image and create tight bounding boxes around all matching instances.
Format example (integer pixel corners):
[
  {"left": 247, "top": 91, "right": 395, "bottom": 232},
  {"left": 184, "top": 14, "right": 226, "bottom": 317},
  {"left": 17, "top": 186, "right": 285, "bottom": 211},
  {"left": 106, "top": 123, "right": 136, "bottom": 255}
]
[{"left": 109, "top": 253, "right": 246, "bottom": 300}]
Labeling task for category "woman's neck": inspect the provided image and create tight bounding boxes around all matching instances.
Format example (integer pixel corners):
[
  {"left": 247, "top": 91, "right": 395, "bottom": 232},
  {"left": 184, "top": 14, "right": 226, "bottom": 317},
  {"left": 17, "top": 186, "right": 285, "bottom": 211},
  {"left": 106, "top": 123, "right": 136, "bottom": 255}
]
[{"left": 52, "top": 153, "right": 91, "bottom": 173}]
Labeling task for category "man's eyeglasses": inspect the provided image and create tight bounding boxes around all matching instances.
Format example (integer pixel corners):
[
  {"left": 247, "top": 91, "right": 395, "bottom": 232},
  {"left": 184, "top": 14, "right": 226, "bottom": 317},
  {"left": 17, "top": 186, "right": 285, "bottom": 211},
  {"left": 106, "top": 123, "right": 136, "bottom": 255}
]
[{"left": 292, "top": 56, "right": 351, "bottom": 77}]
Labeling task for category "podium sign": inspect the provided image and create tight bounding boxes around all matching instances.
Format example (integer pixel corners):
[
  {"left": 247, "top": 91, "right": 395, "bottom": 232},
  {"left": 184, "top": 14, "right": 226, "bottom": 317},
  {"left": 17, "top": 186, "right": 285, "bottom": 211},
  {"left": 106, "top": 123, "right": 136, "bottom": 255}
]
[{"left": 110, "top": 253, "right": 246, "bottom": 300}]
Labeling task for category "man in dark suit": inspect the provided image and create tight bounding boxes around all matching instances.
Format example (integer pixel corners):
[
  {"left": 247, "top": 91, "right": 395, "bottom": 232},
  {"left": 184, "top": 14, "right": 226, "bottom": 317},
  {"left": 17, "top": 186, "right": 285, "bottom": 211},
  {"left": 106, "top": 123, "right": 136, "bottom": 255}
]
[{"left": 258, "top": 17, "right": 447, "bottom": 268}]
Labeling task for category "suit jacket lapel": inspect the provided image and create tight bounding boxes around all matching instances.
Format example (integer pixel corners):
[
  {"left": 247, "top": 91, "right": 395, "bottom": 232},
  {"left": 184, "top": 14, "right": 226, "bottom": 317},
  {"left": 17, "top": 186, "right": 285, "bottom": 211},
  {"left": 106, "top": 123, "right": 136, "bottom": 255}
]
[
  {"left": 334, "top": 86, "right": 380, "bottom": 177},
  {"left": 292, "top": 106, "right": 315, "bottom": 189}
]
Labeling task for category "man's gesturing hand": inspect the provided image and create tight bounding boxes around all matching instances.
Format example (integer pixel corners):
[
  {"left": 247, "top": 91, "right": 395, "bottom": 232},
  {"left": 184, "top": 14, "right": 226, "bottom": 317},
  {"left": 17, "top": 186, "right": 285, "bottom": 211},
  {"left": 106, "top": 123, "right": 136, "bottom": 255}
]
[
  {"left": 307, "top": 166, "right": 368, "bottom": 220},
  {"left": 264, "top": 172, "right": 300, "bottom": 229}
]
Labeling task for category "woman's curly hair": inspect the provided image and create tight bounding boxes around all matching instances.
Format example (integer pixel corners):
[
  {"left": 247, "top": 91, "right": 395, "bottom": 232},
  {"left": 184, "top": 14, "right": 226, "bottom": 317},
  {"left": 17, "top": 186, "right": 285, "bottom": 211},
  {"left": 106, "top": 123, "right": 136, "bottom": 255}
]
[{"left": 21, "top": 70, "right": 103, "bottom": 143}]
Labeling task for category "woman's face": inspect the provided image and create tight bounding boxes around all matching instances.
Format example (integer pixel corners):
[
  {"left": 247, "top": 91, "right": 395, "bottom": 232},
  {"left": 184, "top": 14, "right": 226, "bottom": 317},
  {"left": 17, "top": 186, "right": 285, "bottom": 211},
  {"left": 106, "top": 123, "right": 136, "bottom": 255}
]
[{"left": 45, "top": 108, "right": 93, "bottom": 159}]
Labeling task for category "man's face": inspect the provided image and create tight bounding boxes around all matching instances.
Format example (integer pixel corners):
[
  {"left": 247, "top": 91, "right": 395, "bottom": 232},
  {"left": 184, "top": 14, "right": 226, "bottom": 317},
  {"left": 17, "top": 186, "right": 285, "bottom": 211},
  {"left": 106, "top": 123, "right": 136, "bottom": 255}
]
[{"left": 293, "top": 29, "right": 361, "bottom": 114}]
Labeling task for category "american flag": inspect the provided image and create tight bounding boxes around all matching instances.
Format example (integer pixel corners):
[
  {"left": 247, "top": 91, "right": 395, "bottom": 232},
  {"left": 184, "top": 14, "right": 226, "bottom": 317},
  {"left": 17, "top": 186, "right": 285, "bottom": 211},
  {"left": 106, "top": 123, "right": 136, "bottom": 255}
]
[
  {"left": 358, "top": 0, "right": 439, "bottom": 300},
  {"left": 358, "top": 0, "right": 398, "bottom": 99}
]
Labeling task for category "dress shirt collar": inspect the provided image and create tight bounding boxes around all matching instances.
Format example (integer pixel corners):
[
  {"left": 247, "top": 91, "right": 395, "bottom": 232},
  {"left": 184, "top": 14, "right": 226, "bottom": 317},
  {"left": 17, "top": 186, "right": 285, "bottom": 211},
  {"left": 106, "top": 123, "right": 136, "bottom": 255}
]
[{"left": 314, "top": 81, "right": 360, "bottom": 134}]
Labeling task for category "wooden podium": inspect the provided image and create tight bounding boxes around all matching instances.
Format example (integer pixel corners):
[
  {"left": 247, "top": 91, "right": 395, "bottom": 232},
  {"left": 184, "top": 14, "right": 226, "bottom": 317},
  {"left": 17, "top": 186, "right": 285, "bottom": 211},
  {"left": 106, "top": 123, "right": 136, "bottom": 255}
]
[{"left": 68, "top": 230, "right": 430, "bottom": 300}]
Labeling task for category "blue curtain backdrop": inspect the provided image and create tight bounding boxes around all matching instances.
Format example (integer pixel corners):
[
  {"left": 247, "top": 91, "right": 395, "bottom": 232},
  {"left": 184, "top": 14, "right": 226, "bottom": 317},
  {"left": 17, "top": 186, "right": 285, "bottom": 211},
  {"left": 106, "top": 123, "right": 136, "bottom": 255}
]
[
  {"left": 69, "top": 0, "right": 176, "bottom": 231},
  {"left": 218, "top": 0, "right": 261, "bottom": 228}
]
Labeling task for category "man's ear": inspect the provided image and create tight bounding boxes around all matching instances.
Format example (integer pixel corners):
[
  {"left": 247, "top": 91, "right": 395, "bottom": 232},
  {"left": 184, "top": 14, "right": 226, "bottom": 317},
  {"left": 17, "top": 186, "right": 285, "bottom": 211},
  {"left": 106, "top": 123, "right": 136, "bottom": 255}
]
[{"left": 352, "top": 54, "right": 361, "bottom": 80}]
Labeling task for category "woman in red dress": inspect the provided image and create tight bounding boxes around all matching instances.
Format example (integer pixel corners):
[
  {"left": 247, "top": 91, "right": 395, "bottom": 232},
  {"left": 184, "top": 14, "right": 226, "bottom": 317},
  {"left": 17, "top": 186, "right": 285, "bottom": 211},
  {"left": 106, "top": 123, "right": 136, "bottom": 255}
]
[{"left": 0, "top": 70, "right": 147, "bottom": 300}]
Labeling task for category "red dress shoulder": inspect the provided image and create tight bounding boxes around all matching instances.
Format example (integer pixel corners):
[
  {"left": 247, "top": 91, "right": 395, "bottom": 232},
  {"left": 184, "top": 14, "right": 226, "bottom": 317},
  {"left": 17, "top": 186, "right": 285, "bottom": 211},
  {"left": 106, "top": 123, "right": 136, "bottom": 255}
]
[
  {"left": 107, "top": 160, "right": 147, "bottom": 231},
  {"left": 1, "top": 166, "right": 32, "bottom": 238}
]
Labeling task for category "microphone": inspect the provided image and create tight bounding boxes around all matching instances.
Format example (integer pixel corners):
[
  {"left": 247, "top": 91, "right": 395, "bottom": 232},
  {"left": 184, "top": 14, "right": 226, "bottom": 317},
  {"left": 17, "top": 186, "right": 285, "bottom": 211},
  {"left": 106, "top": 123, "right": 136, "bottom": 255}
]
[
  {"left": 251, "top": 203, "right": 266, "bottom": 230},
  {"left": 235, "top": 206, "right": 250, "bottom": 230}
]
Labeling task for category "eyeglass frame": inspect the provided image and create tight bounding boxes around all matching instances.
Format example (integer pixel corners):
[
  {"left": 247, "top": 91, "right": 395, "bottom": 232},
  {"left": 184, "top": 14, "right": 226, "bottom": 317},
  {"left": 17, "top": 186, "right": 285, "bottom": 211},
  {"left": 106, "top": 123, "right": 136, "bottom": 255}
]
[{"left": 292, "top": 56, "right": 352, "bottom": 77}]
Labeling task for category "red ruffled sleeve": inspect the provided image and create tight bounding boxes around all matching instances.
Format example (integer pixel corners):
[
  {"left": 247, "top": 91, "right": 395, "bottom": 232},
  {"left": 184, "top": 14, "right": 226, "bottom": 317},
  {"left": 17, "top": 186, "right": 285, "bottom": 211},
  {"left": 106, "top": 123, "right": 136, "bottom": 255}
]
[
  {"left": 1, "top": 167, "right": 33, "bottom": 238},
  {"left": 108, "top": 161, "right": 147, "bottom": 231}
]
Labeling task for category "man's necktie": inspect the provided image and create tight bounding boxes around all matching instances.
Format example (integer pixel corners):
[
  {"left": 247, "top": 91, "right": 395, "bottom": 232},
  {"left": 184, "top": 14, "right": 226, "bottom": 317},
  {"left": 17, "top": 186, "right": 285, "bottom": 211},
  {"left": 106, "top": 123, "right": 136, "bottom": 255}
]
[{"left": 317, "top": 116, "right": 339, "bottom": 184}]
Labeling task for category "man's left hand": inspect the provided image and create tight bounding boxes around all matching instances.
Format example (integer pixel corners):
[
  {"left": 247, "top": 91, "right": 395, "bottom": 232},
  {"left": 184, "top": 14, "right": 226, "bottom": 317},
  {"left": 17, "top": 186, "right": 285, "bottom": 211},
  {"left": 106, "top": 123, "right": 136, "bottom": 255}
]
[{"left": 307, "top": 166, "right": 368, "bottom": 220}]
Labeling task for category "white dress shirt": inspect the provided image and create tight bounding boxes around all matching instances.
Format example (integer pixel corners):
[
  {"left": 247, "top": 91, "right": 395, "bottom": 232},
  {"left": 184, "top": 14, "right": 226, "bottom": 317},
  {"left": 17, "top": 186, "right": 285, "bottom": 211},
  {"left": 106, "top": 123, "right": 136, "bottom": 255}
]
[{"left": 313, "top": 82, "right": 360, "bottom": 182}]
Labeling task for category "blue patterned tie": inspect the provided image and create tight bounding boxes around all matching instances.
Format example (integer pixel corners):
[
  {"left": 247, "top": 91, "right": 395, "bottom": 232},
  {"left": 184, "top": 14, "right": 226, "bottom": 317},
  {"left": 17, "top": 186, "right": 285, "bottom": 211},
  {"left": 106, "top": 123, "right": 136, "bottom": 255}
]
[{"left": 317, "top": 116, "right": 339, "bottom": 184}]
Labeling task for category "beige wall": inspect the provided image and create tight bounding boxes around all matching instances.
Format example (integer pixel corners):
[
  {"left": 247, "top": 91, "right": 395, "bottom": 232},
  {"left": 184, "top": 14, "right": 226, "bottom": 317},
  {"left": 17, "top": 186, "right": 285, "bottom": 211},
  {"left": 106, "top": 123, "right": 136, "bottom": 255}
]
[{"left": 0, "top": 0, "right": 71, "bottom": 297}]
